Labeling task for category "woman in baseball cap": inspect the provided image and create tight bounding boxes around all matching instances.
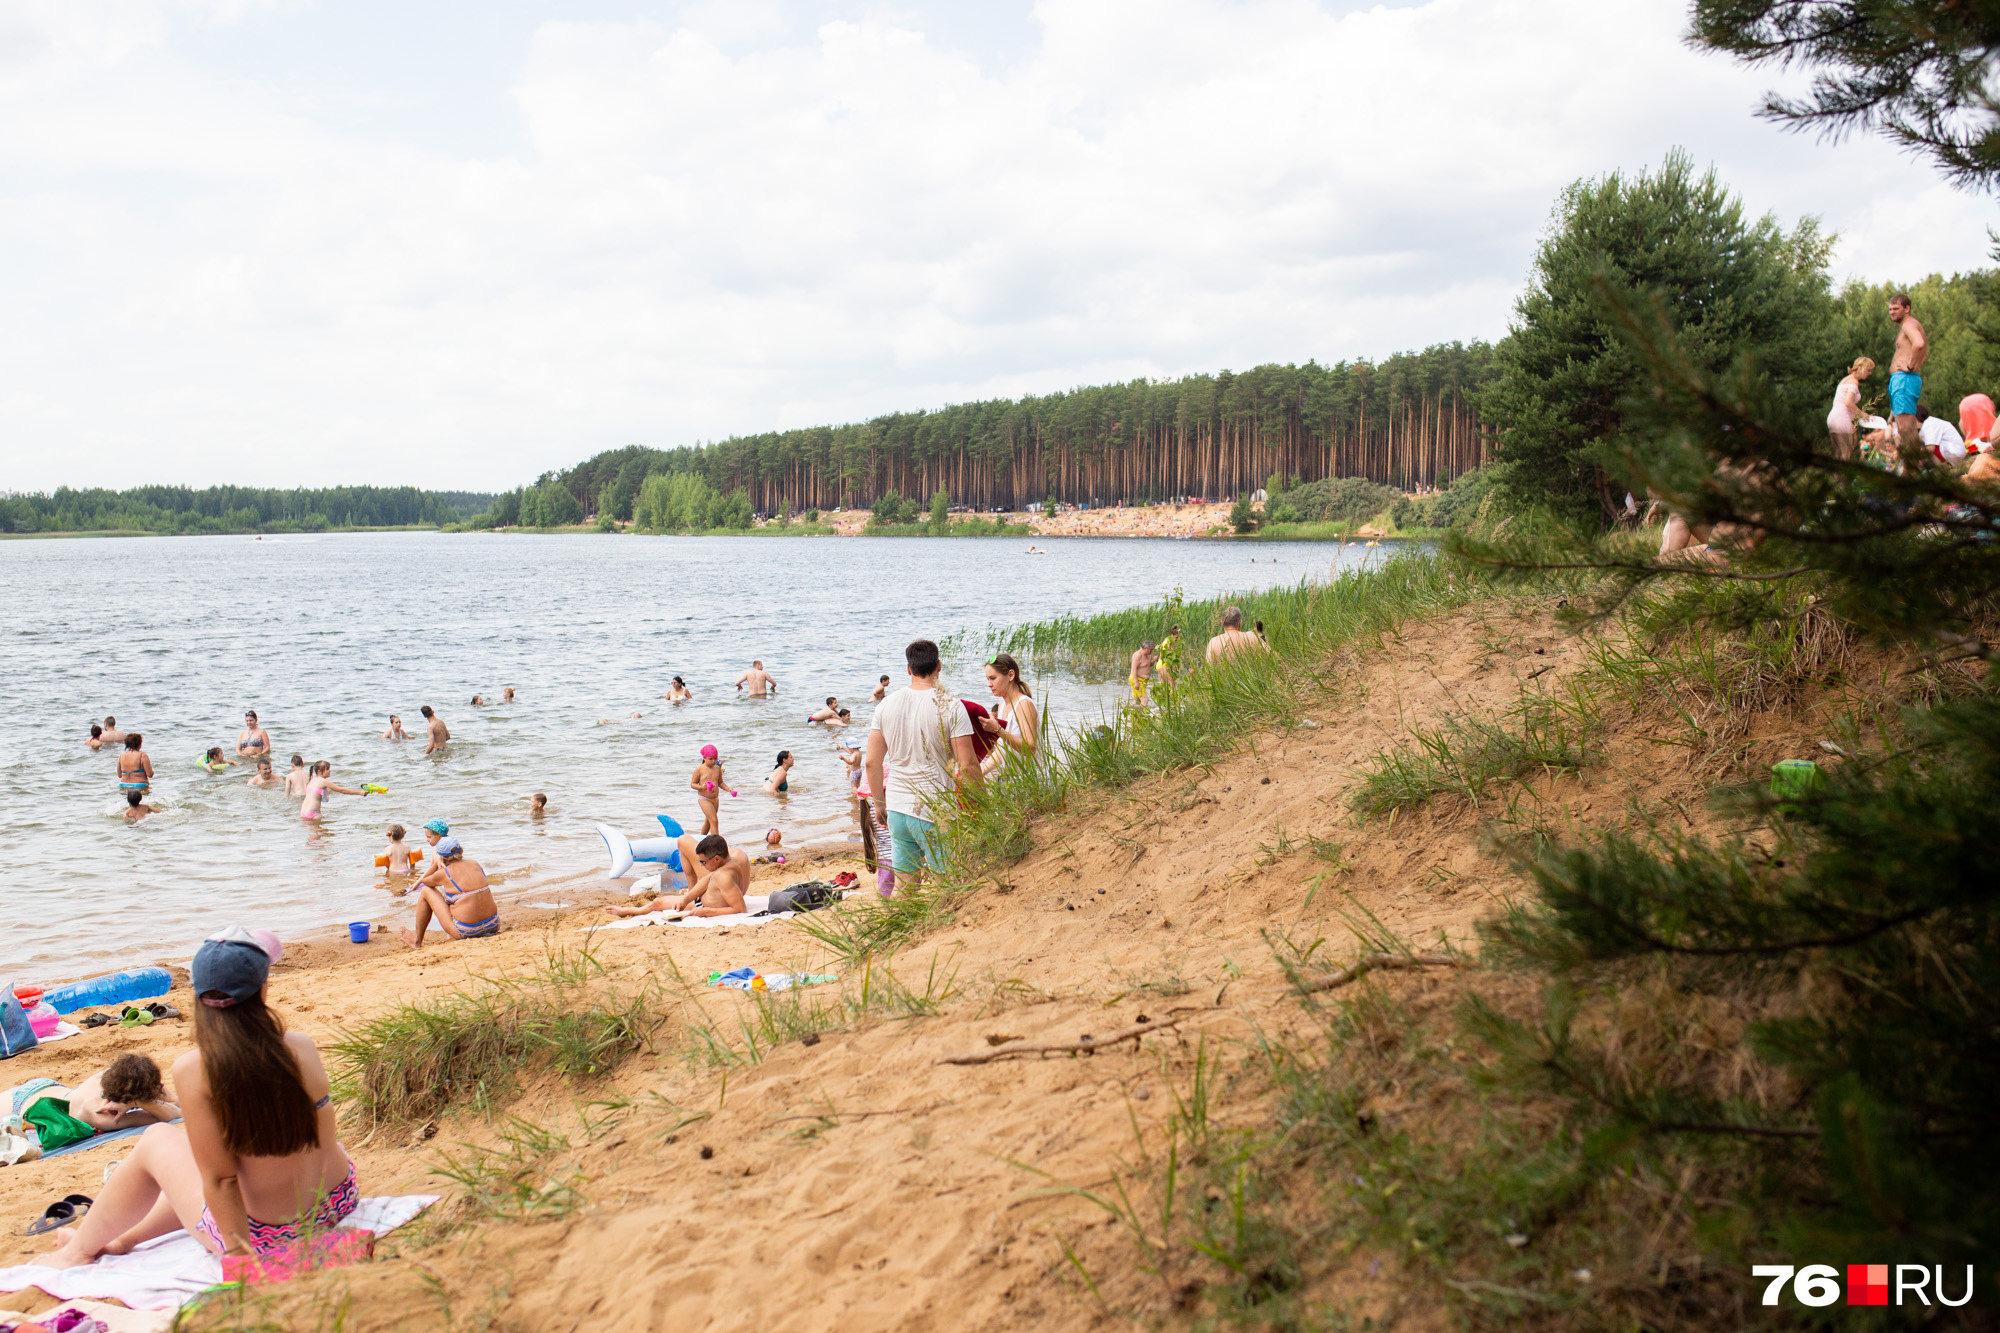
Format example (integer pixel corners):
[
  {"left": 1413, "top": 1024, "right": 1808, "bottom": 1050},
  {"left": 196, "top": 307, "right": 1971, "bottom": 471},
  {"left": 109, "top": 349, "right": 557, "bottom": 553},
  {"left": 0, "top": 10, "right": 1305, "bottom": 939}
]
[{"left": 45, "top": 927, "right": 359, "bottom": 1269}]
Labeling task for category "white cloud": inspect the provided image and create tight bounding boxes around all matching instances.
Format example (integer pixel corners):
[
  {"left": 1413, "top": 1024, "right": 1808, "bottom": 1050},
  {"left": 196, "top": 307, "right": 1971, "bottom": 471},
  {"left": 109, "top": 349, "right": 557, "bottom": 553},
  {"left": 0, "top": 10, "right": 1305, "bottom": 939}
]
[{"left": 0, "top": 0, "right": 1990, "bottom": 491}]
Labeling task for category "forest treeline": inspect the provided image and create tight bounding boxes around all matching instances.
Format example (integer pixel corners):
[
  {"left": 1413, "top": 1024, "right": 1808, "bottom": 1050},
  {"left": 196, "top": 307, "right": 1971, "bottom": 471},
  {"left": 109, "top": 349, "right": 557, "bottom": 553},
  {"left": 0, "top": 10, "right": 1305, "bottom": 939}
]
[
  {"left": 495, "top": 345, "right": 1499, "bottom": 525},
  {"left": 0, "top": 485, "right": 493, "bottom": 536}
]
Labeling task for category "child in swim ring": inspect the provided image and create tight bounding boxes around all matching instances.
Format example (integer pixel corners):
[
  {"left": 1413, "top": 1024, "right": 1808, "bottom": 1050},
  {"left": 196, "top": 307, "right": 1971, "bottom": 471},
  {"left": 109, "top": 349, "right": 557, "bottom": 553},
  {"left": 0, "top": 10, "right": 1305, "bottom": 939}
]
[
  {"left": 689, "top": 745, "right": 735, "bottom": 836},
  {"left": 199, "top": 746, "right": 238, "bottom": 772}
]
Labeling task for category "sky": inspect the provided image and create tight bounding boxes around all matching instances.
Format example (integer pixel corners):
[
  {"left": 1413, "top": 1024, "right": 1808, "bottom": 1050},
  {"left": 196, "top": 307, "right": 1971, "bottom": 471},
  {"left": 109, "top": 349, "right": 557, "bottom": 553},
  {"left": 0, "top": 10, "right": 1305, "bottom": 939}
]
[{"left": 1, "top": 0, "right": 1993, "bottom": 493}]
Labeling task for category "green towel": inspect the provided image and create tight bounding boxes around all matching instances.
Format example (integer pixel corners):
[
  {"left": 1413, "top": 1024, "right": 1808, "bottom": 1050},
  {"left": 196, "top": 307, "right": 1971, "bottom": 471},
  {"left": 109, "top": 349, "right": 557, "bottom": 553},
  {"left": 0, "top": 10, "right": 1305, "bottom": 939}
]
[{"left": 23, "top": 1096, "right": 95, "bottom": 1152}]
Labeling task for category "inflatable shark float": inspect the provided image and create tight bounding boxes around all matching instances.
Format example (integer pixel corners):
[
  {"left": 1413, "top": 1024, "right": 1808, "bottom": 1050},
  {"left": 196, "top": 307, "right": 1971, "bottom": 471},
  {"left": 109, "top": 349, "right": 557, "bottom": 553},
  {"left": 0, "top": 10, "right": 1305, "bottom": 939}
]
[{"left": 597, "top": 814, "right": 690, "bottom": 880}]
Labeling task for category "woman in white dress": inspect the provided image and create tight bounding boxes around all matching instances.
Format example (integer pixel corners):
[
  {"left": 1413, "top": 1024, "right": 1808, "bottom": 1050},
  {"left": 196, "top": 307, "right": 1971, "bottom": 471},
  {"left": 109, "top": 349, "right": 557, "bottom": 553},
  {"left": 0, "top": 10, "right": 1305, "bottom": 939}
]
[{"left": 1827, "top": 355, "right": 1874, "bottom": 461}]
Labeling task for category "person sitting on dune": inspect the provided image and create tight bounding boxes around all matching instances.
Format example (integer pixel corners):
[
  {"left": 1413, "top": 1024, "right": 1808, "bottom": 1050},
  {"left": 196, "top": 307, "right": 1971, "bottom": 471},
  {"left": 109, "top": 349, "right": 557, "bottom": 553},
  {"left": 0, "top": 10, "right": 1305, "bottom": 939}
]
[
  {"left": 399, "top": 837, "right": 500, "bottom": 946},
  {"left": 606, "top": 833, "right": 749, "bottom": 918},
  {"left": 47, "top": 929, "right": 357, "bottom": 1270}
]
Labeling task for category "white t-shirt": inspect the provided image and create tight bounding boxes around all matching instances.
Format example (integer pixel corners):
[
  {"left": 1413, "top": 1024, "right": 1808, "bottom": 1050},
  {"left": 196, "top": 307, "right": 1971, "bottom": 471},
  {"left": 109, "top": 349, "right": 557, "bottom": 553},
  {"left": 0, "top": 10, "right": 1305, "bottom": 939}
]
[
  {"left": 1827, "top": 377, "right": 1861, "bottom": 433},
  {"left": 870, "top": 684, "right": 972, "bottom": 822},
  {"left": 1920, "top": 414, "right": 1966, "bottom": 464}
]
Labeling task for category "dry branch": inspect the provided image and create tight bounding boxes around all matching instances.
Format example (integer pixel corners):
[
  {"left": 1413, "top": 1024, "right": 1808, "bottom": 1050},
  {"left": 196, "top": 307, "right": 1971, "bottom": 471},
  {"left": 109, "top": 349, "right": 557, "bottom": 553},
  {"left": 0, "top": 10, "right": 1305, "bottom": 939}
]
[
  {"left": 937, "top": 1009, "right": 1217, "bottom": 1065},
  {"left": 1294, "top": 951, "right": 1465, "bottom": 995}
]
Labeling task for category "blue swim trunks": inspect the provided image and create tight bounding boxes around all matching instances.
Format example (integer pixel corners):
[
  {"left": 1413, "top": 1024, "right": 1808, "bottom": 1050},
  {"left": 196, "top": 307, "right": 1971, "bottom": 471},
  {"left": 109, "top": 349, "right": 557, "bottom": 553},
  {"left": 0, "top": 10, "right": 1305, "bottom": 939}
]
[
  {"left": 1890, "top": 370, "right": 1922, "bottom": 418},
  {"left": 887, "top": 809, "right": 942, "bottom": 876}
]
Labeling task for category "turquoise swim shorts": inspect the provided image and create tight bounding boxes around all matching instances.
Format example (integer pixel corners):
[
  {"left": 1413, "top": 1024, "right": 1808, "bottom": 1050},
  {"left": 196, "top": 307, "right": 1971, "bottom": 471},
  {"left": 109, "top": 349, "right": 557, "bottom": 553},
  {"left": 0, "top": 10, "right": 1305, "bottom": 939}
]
[
  {"left": 1890, "top": 370, "right": 1922, "bottom": 418},
  {"left": 887, "top": 810, "right": 942, "bottom": 876}
]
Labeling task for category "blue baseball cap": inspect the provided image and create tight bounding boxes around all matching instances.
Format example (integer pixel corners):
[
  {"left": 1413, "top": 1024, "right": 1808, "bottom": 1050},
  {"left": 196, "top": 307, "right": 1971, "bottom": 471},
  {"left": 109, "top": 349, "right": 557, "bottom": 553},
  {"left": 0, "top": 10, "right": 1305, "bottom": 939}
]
[
  {"left": 434, "top": 836, "right": 463, "bottom": 858},
  {"left": 192, "top": 926, "right": 275, "bottom": 1007},
  {"left": 423, "top": 819, "right": 449, "bottom": 836}
]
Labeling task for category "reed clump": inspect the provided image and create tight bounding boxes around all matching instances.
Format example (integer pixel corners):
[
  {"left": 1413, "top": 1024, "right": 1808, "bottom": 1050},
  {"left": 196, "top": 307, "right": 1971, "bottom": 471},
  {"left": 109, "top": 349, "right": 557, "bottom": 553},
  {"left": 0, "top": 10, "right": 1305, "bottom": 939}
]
[{"left": 330, "top": 944, "right": 663, "bottom": 1126}]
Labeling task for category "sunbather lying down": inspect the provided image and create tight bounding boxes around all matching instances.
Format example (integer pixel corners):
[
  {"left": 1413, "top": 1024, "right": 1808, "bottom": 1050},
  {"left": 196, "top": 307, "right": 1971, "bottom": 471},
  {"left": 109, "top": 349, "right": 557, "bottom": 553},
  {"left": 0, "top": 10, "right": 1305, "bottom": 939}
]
[
  {"left": 605, "top": 833, "right": 749, "bottom": 919},
  {"left": 7, "top": 1054, "right": 181, "bottom": 1150}
]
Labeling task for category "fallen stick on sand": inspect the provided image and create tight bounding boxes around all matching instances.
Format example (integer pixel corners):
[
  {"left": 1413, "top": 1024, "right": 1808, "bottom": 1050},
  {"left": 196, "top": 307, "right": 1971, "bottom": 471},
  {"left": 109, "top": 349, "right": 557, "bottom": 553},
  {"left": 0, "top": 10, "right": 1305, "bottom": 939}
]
[
  {"left": 1294, "top": 952, "right": 1464, "bottom": 995},
  {"left": 937, "top": 1008, "right": 1219, "bottom": 1065}
]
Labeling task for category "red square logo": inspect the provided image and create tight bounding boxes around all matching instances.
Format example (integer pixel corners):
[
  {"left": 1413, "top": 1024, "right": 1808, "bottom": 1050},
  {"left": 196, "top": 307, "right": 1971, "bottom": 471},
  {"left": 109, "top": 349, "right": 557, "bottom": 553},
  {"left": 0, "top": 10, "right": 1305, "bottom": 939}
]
[{"left": 1847, "top": 1264, "right": 1888, "bottom": 1306}]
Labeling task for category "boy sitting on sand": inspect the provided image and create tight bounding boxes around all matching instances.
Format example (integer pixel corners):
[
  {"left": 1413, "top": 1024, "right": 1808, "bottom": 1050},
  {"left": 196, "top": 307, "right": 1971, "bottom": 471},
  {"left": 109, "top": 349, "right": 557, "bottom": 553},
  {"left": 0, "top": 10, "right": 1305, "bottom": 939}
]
[{"left": 606, "top": 834, "right": 749, "bottom": 919}]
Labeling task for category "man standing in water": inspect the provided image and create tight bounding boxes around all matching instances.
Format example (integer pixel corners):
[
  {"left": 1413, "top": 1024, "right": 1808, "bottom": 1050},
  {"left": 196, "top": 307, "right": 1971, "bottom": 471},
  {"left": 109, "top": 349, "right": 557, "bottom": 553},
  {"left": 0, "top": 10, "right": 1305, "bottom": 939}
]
[
  {"left": 867, "top": 638, "right": 981, "bottom": 895},
  {"left": 101, "top": 717, "right": 126, "bottom": 745},
  {"left": 420, "top": 704, "right": 450, "bottom": 753},
  {"left": 735, "top": 661, "right": 778, "bottom": 697},
  {"left": 1129, "top": 640, "right": 1159, "bottom": 705},
  {"left": 1890, "top": 292, "right": 1929, "bottom": 453},
  {"left": 1205, "top": 606, "right": 1267, "bottom": 664},
  {"left": 235, "top": 710, "right": 270, "bottom": 760}
]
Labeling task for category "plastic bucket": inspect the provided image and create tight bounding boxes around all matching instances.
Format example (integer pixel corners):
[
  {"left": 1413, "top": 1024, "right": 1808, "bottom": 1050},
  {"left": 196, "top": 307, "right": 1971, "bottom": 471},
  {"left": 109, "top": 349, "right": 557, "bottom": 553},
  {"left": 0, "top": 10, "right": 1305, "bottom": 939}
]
[{"left": 348, "top": 922, "right": 371, "bottom": 943}]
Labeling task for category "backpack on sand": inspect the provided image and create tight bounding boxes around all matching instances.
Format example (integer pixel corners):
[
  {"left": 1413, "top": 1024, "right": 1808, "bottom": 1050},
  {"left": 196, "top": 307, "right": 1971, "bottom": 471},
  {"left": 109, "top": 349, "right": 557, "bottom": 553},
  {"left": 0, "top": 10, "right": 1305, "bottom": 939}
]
[
  {"left": 761, "top": 881, "right": 839, "bottom": 915},
  {"left": 0, "top": 984, "right": 37, "bottom": 1060}
]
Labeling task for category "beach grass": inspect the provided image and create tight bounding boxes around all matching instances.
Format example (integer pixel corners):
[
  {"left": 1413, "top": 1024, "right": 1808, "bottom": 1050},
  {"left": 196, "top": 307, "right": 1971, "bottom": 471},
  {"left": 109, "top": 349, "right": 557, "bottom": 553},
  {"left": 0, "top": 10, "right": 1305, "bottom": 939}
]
[
  {"left": 329, "top": 943, "right": 662, "bottom": 1125},
  {"left": 1350, "top": 681, "right": 1603, "bottom": 820}
]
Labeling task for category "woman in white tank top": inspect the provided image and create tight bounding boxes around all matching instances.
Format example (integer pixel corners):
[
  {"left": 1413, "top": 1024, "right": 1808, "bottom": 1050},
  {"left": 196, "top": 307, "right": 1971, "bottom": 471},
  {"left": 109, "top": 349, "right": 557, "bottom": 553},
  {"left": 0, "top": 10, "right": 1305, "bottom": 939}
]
[
  {"left": 977, "top": 652, "right": 1039, "bottom": 774},
  {"left": 1827, "top": 355, "right": 1874, "bottom": 460}
]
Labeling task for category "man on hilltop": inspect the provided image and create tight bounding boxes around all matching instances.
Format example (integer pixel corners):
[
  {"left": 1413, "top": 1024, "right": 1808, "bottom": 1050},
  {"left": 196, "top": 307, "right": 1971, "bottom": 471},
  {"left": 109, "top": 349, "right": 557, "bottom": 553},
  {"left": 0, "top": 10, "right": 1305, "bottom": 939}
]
[
  {"left": 1889, "top": 292, "right": 1929, "bottom": 453},
  {"left": 866, "top": 639, "right": 981, "bottom": 895}
]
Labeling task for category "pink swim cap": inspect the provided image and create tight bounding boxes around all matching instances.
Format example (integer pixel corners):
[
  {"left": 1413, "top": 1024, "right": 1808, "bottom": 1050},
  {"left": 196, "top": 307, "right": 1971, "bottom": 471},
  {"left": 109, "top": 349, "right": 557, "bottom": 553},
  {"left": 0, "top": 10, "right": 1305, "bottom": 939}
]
[{"left": 700, "top": 744, "right": 718, "bottom": 759}]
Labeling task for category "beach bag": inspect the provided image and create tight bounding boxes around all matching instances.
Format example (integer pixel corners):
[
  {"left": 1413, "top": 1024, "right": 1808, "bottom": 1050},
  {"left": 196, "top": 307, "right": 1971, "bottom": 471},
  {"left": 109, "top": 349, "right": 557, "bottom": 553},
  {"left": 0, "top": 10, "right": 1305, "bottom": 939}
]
[
  {"left": 762, "top": 881, "right": 838, "bottom": 914},
  {"left": 0, "top": 986, "right": 37, "bottom": 1059}
]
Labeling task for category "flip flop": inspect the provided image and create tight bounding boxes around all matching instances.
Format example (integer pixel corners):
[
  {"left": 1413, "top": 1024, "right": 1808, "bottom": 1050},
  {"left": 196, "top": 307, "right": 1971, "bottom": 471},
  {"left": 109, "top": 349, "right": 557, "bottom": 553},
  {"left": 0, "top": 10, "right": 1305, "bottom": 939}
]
[
  {"left": 80, "top": 1013, "right": 116, "bottom": 1029},
  {"left": 119, "top": 1006, "right": 154, "bottom": 1027},
  {"left": 24, "top": 1194, "right": 93, "bottom": 1236},
  {"left": 144, "top": 1003, "right": 181, "bottom": 1021}
]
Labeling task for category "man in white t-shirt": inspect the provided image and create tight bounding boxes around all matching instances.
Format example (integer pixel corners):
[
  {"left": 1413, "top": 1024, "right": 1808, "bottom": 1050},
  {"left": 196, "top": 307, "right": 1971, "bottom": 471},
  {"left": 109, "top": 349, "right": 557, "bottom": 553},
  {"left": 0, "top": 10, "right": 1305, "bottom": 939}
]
[
  {"left": 866, "top": 638, "right": 981, "bottom": 895},
  {"left": 1915, "top": 404, "right": 1967, "bottom": 465}
]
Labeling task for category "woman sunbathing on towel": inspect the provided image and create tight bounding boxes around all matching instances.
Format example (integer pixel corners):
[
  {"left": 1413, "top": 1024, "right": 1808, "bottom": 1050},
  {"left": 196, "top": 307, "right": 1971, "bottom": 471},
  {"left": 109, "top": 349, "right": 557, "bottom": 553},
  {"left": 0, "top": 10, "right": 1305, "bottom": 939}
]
[{"left": 48, "top": 927, "right": 358, "bottom": 1267}]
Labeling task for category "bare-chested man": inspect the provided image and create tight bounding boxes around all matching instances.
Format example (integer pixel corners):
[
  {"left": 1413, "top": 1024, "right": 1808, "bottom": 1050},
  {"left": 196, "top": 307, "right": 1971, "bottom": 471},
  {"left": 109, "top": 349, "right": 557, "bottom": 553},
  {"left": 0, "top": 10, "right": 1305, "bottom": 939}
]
[
  {"left": 1129, "top": 640, "right": 1159, "bottom": 705},
  {"left": 605, "top": 833, "right": 751, "bottom": 918},
  {"left": 419, "top": 704, "right": 450, "bottom": 753},
  {"left": 246, "top": 758, "right": 280, "bottom": 787},
  {"left": 1205, "top": 606, "right": 1267, "bottom": 665},
  {"left": 735, "top": 661, "right": 778, "bottom": 697},
  {"left": 871, "top": 674, "right": 891, "bottom": 703},
  {"left": 1890, "top": 292, "right": 1929, "bottom": 452},
  {"left": 100, "top": 716, "right": 126, "bottom": 745}
]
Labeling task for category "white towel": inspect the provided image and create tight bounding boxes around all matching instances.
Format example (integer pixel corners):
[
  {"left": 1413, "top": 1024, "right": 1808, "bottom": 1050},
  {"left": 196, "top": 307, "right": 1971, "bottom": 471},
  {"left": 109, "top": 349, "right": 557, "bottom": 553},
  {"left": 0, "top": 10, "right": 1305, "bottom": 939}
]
[
  {"left": 582, "top": 895, "right": 796, "bottom": 931},
  {"left": 0, "top": 1193, "right": 437, "bottom": 1311}
]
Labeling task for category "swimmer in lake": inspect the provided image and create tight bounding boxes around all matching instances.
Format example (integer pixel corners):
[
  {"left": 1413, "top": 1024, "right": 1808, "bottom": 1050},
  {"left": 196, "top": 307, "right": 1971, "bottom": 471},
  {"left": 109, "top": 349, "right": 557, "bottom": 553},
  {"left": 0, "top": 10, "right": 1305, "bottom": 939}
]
[
  {"left": 236, "top": 710, "right": 270, "bottom": 760},
  {"left": 117, "top": 734, "right": 152, "bottom": 795},
  {"left": 667, "top": 676, "right": 691, "bottom": 702},
  {"left": 381, "top": 715, "right": 407, "bottom": 741},
  {"left": 690, "top": 744, "right": 735, "bottom": 835},
  {"left": 86, "top": 724, "right": 104, "bottom": 750},
  {"left": 247, "top": 758, "right": 280, "bottom": 787},
  {"left": 735, "top": 660, "right": 778, "bottom": 697},
  {"left": 101, "top": 717, "right": 127, "bottom": 745},
  {"left": 605, "top": 833, "right": 749, "bottom": 918},
  {"left": 283, "top": 753, "right": 311, "bottom": 798},
  {"left": 529, "top": 792, "right": 547, "bottom": 816},
  {"left": 765, "top": 750, "right": 794, "bottom": 794},
  {"left": 807, "top": 696, "right": 839, "bottom": 722},
  {"left": 871, "top": 674, "right": 890, "bottom": 703},
  {"left": 300, "top": 760, "right": 367, "bottom": 820},
  {"left": 503, "top": 687, "right": 515, "bottom": 703},
  {"left": 124, "top": 790, "right": 157, "bottom": 821},
  {"left": 420, "top": 705, "right": 450, "bottom": 754},
  {"left": 199, "top": 746, "right": 239, "bottom": 773},
  {"left": 471, "top": 694, "right": 485, "bottom": 707}
]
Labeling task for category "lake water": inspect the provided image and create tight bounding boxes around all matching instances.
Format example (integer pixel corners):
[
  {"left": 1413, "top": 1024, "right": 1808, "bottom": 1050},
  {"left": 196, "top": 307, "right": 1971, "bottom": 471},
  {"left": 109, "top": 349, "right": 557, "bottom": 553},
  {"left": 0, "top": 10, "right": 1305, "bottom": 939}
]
[{"left": 0, "top": 531, "right": 1376, "bottom": 978}]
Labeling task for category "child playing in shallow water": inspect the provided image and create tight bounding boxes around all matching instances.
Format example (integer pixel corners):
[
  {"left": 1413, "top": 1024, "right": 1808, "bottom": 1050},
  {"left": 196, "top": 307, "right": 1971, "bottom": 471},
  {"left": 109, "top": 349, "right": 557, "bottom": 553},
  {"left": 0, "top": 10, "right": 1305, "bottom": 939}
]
[
  {"left": 529, "top": 792, "right": 548, "bottom": 815},
  {"left": 199, "top": 746, "right": 238, "bottom": 772},
  {"left": 381, "top": 824, "right": 415, "bottom": 875},
  {"left": 283, "top": 754, "right": 310, "bottom": 798},
  {"left": 123, "top": 790, "right": 157, "bottom": 821},
  {"left": 689, "top": 745, "right": 736, "bottom": 836}
]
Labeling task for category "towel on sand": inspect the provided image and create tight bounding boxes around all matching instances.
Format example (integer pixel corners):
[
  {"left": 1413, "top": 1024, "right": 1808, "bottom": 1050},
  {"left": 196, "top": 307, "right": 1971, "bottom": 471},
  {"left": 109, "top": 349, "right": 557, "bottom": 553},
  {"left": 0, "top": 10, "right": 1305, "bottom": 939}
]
[
  {"left": 0, "top": 1296, "right": 171, "bottom": 1332},
  {"left": 0, "top": 1194, "right": 436, "bottom": 1312},
  {"left": 582, "top": 895, "right": 795, "bottom": 931}
]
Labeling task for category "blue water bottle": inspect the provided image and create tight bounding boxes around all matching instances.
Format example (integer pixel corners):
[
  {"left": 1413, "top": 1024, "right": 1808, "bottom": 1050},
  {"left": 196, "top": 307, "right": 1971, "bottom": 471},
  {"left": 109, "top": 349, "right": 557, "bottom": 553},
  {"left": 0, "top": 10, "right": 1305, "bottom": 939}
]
[{"left": 44, "top": 967, "right": 173, "bottom": 1014}]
